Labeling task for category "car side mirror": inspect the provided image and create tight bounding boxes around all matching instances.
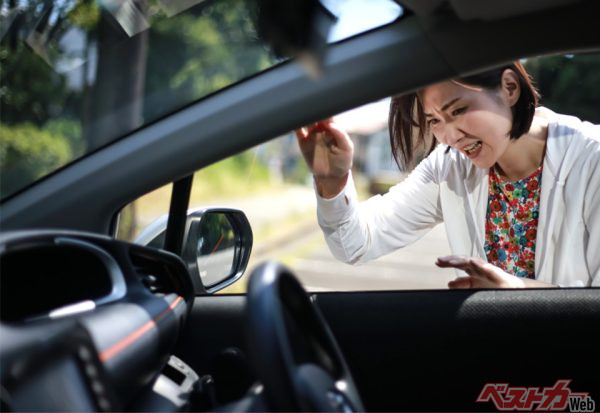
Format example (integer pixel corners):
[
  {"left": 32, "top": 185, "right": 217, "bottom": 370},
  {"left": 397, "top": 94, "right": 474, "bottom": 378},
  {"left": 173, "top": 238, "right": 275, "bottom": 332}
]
[{"left": 135, "top": 208, "right": 253, "bottom": 294}]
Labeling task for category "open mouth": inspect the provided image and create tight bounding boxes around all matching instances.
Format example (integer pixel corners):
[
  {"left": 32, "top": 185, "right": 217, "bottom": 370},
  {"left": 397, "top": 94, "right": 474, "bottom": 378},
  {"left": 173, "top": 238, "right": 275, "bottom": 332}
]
[{"left": 464, "top": 141, "right": 482, "bottom": 154}]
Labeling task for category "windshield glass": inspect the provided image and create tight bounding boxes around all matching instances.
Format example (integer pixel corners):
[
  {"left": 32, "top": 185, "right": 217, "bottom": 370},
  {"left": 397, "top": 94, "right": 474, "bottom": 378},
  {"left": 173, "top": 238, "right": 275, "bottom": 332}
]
[{"left": 0, "top": 0, "right": 402, "bottom": 199}]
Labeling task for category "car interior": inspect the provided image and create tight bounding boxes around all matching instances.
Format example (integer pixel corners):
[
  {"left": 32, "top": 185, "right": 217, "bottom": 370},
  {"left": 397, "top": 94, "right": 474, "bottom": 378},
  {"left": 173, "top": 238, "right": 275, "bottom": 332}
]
[{"left": 1, "top": 0, "right": 599, "bottom": 411}]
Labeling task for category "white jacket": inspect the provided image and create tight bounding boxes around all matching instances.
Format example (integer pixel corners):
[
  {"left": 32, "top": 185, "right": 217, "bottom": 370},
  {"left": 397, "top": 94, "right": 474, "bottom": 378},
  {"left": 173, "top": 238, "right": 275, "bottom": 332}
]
[{"left": 317, "top": 110, "right": 600, "bottom": 287}]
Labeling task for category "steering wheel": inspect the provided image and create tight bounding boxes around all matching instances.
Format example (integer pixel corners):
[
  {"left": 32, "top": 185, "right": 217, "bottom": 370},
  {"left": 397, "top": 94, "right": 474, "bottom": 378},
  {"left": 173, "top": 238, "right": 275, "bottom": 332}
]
[{"left": 245, "top": 261, "right": 365, "bottom": 412}]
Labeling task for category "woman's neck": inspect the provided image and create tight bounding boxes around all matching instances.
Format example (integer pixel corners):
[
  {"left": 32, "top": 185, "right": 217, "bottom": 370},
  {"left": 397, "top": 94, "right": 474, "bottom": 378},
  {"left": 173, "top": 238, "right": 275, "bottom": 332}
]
[{"left": 496, "top": 112, "right": 549, "bottom": 181}]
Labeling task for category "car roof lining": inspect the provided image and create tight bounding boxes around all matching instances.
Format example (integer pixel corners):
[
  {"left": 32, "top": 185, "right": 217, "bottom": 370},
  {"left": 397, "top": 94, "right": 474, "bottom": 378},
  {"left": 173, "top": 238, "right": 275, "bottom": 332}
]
[{"left": 2, "top": 0, "right": 599, "bottom": 233}]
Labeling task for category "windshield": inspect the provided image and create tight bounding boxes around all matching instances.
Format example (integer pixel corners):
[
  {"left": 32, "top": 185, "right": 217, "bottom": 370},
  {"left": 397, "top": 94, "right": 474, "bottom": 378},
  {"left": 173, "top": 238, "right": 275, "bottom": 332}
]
[{"left": 0, "top": 0, "right": 402, "bottom": 199}]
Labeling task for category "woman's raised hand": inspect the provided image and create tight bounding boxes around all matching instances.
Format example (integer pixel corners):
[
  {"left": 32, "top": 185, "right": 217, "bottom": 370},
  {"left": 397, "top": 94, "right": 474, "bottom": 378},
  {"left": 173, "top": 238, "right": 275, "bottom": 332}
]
[{"left": 295, "top": 119, "right": 354, "bottom": 198}]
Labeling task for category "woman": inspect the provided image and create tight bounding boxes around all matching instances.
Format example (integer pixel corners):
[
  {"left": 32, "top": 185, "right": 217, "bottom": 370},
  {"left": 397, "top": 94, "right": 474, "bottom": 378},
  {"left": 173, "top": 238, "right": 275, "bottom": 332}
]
[{"left": 296, "top": 62, "right": 600, "bottom": 288}]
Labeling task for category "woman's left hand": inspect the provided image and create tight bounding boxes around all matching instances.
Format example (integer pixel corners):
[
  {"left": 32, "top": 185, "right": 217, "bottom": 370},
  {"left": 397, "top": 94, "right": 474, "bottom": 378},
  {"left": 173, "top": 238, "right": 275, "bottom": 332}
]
[{"left": 436, "top": 255, "right": 537, "bottom": 289}]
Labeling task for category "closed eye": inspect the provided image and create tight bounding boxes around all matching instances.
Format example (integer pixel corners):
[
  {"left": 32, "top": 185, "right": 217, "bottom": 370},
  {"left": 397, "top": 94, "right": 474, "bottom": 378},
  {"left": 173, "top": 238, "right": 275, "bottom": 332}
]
[{"left": 451, "top": 106, "right": 467, "bottom": 116}]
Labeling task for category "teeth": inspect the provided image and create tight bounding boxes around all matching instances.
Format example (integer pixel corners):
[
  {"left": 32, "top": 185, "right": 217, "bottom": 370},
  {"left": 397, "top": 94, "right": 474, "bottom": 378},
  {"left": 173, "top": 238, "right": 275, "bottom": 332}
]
[{"left": 464, "top": 142, "right": 481, "bottom": 154}]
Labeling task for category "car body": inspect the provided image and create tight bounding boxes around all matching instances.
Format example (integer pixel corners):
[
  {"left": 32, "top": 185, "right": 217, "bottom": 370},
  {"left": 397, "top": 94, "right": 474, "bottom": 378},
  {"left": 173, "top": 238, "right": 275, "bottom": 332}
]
[{"left": 1, "top": 0, "right": 600, "bottom": 411}]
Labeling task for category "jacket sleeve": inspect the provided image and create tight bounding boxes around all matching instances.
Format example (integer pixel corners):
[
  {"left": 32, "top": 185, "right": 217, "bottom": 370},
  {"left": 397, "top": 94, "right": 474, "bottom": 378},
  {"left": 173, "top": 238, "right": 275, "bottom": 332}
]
[
  {"left": 316, "top": 150, "right": 444, "bottom": 265},
  {"left": 584, "top": 144, "right": 600, "bottom": 287}
]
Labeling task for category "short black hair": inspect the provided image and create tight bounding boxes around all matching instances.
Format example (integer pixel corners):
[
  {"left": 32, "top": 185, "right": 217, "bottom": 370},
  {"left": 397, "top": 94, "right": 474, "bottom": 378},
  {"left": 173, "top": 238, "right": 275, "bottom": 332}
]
[{"left": 388, "top": 62, "right": 540, "bottom": 169}]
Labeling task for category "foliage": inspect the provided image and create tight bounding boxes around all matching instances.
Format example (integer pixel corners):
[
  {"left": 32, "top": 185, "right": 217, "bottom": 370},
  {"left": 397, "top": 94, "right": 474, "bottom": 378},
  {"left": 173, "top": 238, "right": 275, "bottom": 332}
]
[
  {"left": 143, "top": 0, "right": 274, "bottom": 122},
  {"left": 115, "top": 150, "right": 274, "bottom": 242},
  {"left": 66, "top": 0, "right": 100, "bottom": 30},
  {"left": 0, "top": 46, "right": 70, "bottom": 126},
  {"left": 525, "top": 54, "right": 600, "bottom": 123},
  {"left": 1, "top": 0, "right": 277, "bottom": 198},
  {"left": 190, "top": 150, "right": 273, "bottom": 203},
  {"left": 44, "top": 118, "right": 85, "bottom": 156},
  {"left": 0, "top": 0, "right": 94, "bottom": 127},
  {"left": 0, "top": 123, "right": 72, "bottom": 198},
  {"left": 2, "top": 0, "right": 597, "bottom": 207}
]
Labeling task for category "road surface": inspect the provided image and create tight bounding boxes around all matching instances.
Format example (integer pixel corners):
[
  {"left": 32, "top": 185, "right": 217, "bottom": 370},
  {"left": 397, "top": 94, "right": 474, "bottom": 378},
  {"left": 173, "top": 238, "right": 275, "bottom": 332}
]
[
  {"left": 244, "top": 200, "right": 455, "bottom": 291},
  {"left": 205, "top": 184, "right": 456, "bottom": 293}
]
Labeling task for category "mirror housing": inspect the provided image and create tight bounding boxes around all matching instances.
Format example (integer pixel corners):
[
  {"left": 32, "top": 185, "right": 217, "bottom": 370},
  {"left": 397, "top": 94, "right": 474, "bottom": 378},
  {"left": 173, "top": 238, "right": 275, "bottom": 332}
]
[
  {"left": 135, "top": 208, "right": 253, "bottom": 294},
  {"left": 250, "top": 0, "right": 336, "bottom": 78}
]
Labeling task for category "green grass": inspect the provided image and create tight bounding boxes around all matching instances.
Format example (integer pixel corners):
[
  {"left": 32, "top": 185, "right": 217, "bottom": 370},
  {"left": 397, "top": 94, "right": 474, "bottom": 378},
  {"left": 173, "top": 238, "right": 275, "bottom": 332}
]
[
  {"left": 118, "top": 150, "right": 279, "bottom": 240},
  {"left": 190, "top": 150, "right": 276, "bottom": 203}
]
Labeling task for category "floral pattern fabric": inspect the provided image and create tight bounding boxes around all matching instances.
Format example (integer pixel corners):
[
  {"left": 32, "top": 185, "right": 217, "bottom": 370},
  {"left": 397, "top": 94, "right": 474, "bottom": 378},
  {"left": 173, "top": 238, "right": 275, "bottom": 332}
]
[{"left": 484, "top": 165, "right": 543, "bottom": 279}]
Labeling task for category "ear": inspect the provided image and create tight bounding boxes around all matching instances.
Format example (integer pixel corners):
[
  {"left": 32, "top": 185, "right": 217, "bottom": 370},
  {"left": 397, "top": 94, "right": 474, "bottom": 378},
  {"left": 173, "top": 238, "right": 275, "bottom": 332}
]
[{"left": 500, "top": 69, "right": 521, "bottom": 107}]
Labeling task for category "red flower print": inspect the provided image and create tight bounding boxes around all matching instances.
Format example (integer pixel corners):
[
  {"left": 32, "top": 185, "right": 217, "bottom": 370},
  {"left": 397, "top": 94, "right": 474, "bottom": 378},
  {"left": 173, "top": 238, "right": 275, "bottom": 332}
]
[
  {"left": 527, "top": 180, "right": 539, "bottom": 191},
  {"left": 486, "top": 168, "right": 540, "bottom": 280}
]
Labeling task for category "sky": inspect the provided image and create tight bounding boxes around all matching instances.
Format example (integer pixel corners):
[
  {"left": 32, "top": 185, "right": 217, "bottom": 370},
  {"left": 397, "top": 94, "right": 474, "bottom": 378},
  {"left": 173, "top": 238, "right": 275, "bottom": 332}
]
[
  {"left": 334, "top": 98, "right": 390, "bottom": 135},
  {"left": 324, "top": 0, "right": 400, "bottom": 135},
  {"left": 323, "top": 0, "right": 403, "bottom": 42}
]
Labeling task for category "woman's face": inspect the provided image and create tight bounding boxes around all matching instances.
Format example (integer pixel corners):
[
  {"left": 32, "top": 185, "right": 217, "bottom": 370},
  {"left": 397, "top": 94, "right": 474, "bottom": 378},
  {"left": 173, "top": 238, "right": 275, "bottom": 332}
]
[{"left": 420, "top": 75, "right": 517, "bottom": 169}]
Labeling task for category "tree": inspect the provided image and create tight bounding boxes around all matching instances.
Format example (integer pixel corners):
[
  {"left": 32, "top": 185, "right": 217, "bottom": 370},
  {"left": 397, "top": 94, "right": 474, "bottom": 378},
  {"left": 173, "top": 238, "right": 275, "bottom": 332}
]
[
  {"left": 84, "top": 3, "right": 149, "bottom": 150},
  {"left": 525, "top": 54, "right": 600, "bottom": 123},
  {"left": 0, "top": 124, "right": 72, "bottom": 197}
]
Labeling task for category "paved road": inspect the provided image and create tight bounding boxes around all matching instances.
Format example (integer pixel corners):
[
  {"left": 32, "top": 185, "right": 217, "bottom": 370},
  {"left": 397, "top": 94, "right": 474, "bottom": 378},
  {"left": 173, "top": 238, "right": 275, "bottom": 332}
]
[
  {"left": 247, "top": 209, "right": 456, "bottom": 291},
  {"left": 289, "top": 223, "right": 455, "bottom": 291},
  {"left": 208, "top": 184, "right": 456, "bottom": 292},
  {"left": 135, "top": 182, "right": 457, "bottom": 292}
]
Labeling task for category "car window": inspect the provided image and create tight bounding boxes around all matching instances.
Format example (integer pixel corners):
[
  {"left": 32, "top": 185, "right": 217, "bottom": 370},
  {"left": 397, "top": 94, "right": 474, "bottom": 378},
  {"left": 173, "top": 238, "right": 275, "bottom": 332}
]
[
  {"left": 116, "top": 52, "right": 599, "bottom": 293},
  {"left": 0, "top": 0, "right": 402, "bottom": 200},
  {"left": 115, "top": 183, "right": 172, "bottom": 242},
  {"left": 0, "top": 0, "right": 271, "bottom": 199}
]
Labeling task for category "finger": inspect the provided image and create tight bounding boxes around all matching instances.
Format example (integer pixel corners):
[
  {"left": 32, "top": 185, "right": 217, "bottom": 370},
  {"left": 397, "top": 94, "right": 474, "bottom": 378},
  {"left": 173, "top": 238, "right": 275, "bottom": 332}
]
[
  {"left": 435, "top": 255, "right": 470, "bottom": 268},
  {"left": 436, "top": 262, "right": 472, "bottom": 272},
  {"left": 437, "top": 256, "right": 493, "bottom": 277},
  {"left": 295, "top": 127, "right": 309, "bottom": 140},
  {"left": 448, "top": 277, "right": 473, "bottom": 289},
  {"left": 326, "top": 121, "right": 353, "bottom": 152},
  {"left": 468, "top": 258, "right": 499, "bottom": 279},
  {"left": 469, "top": 257, "right": 489, "bottom": 268},
  {"left": 296, "top": 121, "right": 324, "bottom": 139},
  {"left": 436, "top": 255, "right": 468, "bottom": 263},
  {"left": 310, "top": 121, "right": 348, "bottom": 144}
]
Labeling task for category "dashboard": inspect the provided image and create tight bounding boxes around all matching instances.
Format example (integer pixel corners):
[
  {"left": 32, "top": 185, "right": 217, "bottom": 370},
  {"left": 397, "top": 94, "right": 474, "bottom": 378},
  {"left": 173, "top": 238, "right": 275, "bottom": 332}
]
[{"left": 0, "top": 230, "right": 196, "bottom": 411}]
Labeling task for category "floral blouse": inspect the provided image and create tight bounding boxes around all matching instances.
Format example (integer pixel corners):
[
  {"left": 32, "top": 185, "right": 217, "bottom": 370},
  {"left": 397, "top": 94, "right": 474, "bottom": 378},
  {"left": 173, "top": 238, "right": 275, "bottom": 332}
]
[{"left": 484, "top": 164, "right": 543, "bottom": 279}]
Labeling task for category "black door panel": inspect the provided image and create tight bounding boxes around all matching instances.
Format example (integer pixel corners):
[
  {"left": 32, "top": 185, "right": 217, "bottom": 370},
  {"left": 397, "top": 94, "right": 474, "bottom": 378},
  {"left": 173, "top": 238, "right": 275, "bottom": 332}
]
[
  {"left": 315, "top": 289, "right": 600, "bottom": 411},
  {"left": 175, "top": 295, "right": 248, "bottom": 375},
  {"left": 177, "top": 289, "right": 600, "bottom": 411}
]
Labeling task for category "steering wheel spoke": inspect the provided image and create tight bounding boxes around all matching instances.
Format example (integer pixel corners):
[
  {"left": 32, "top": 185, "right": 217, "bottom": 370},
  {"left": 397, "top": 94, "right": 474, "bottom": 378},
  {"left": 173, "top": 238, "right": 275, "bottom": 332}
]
[{"left": 294, "top": 363, "right": 357, "bottom": 412}]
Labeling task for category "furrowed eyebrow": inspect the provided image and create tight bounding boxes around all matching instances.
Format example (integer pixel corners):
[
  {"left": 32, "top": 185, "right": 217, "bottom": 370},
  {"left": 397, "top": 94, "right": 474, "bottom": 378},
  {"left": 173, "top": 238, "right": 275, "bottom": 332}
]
[{"left": 424, "top": 97, "right": 461, "bottom": 117}]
